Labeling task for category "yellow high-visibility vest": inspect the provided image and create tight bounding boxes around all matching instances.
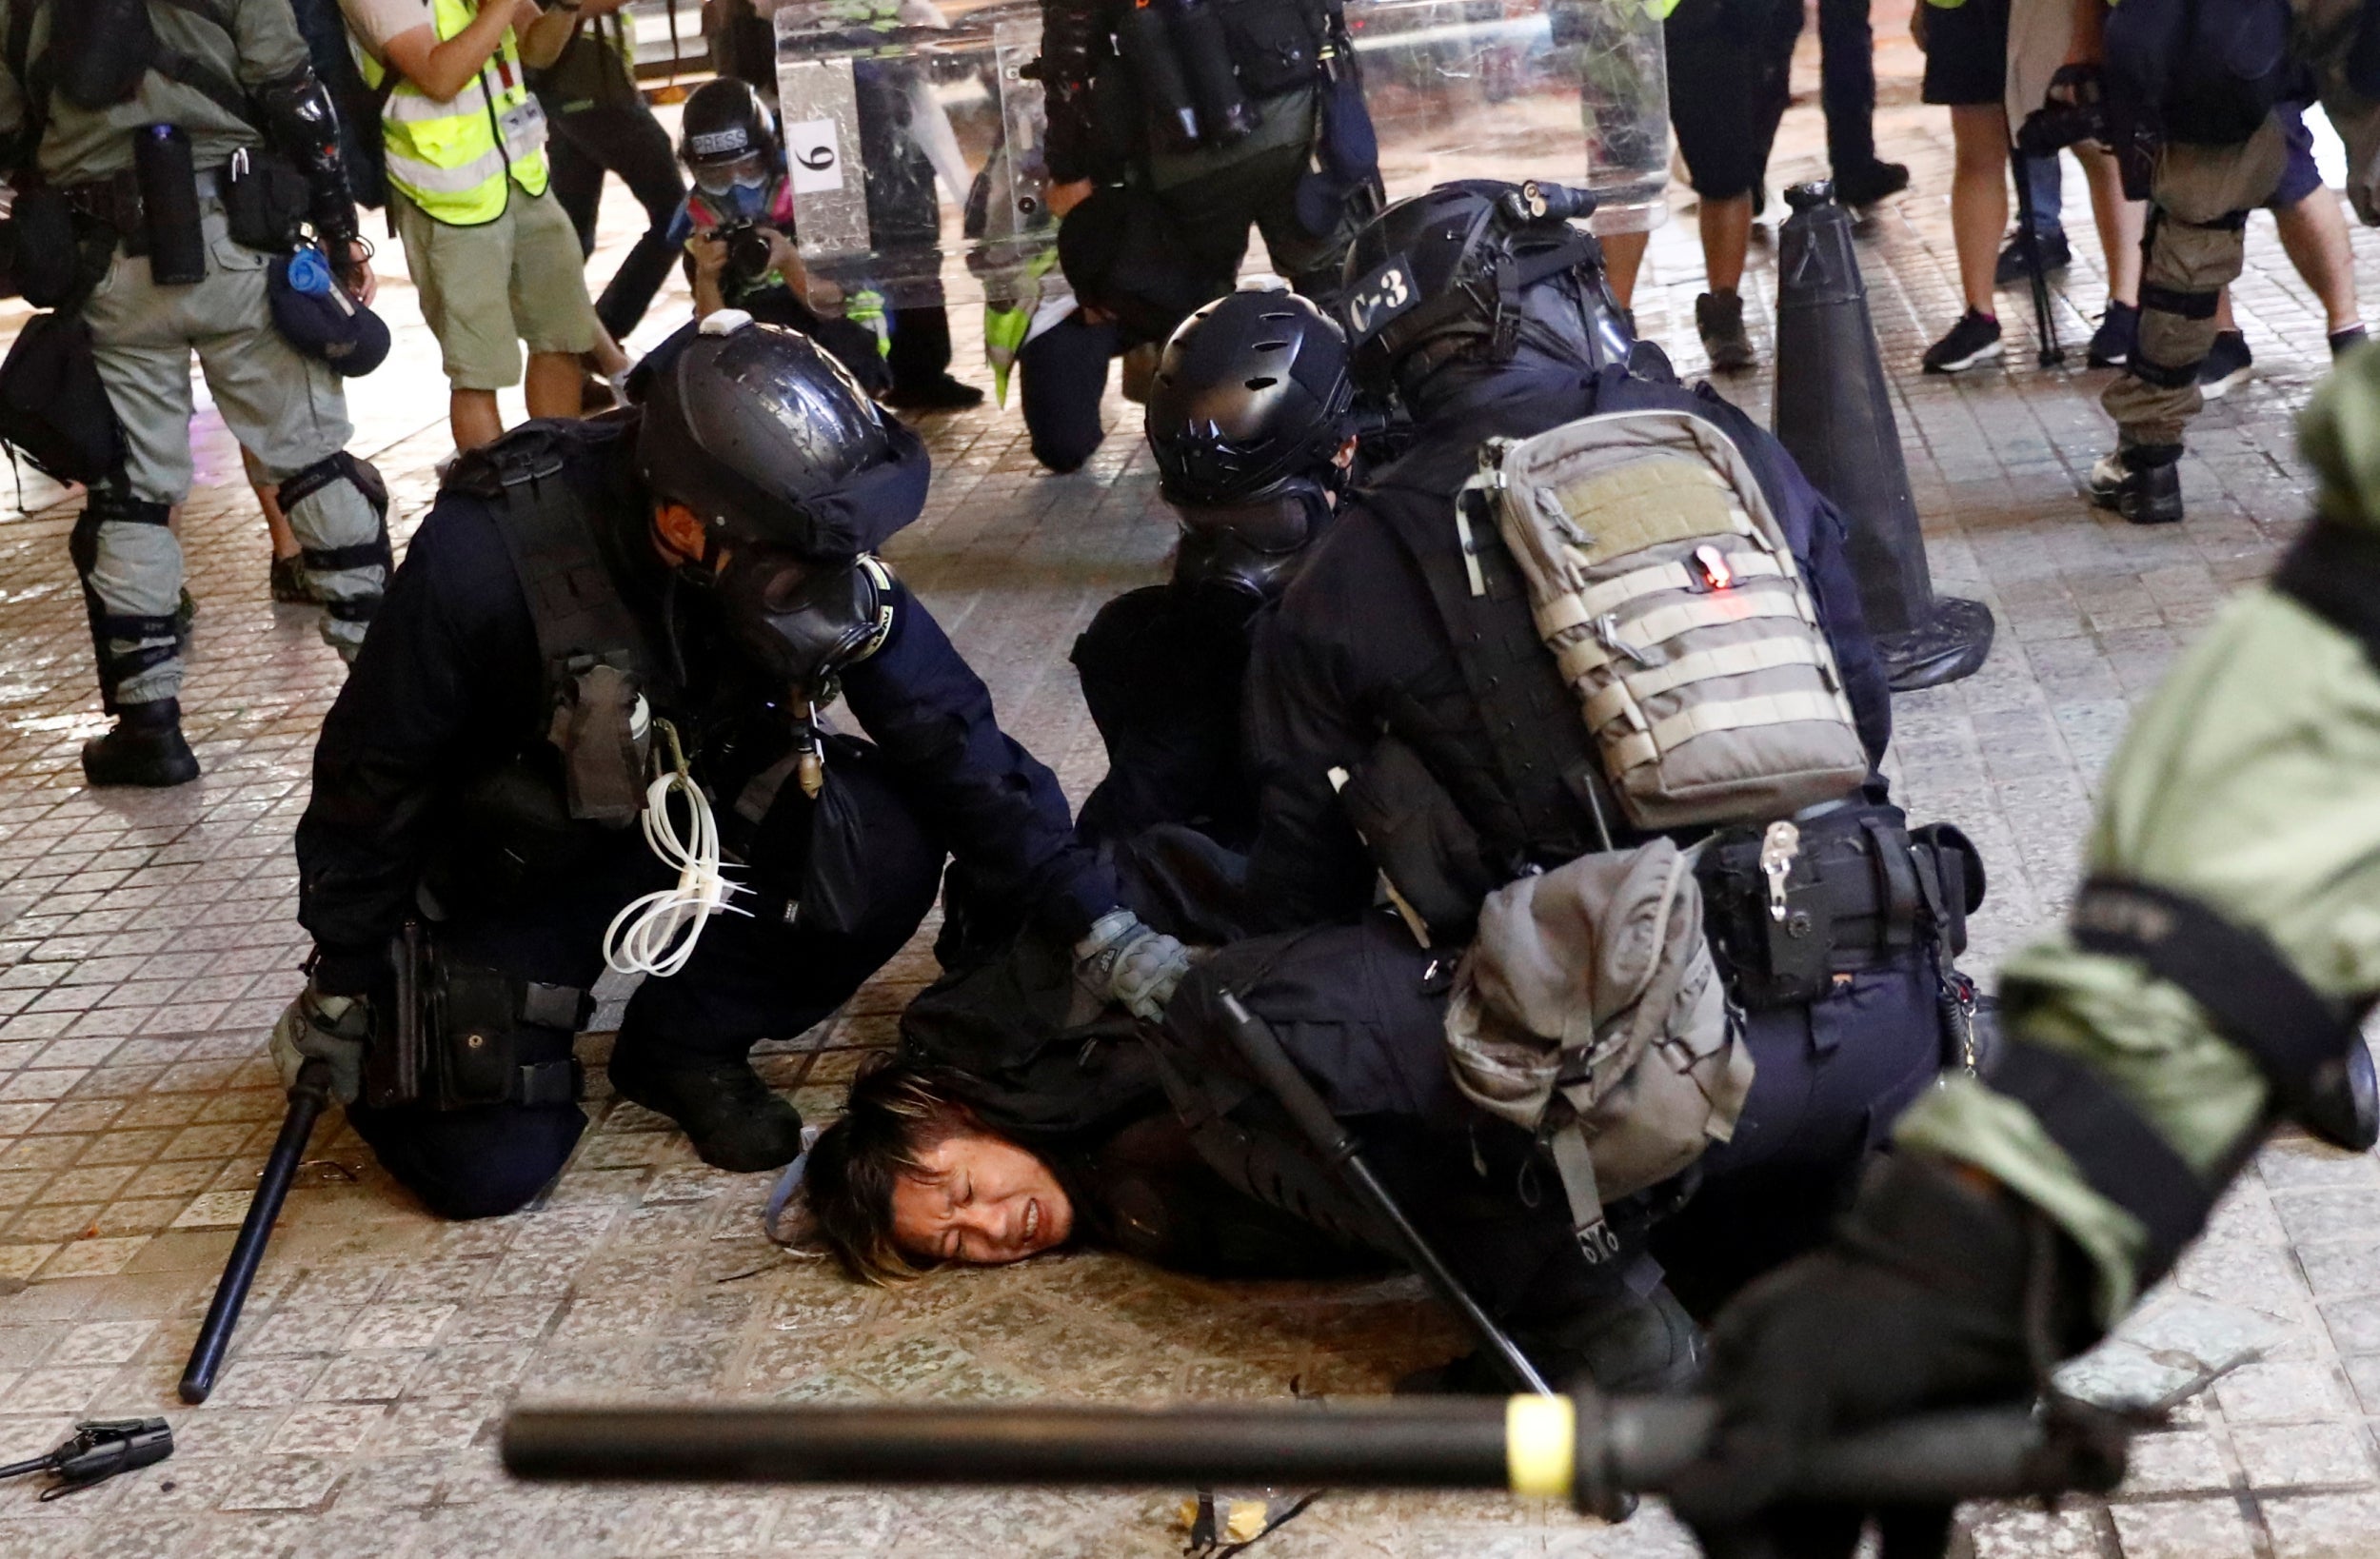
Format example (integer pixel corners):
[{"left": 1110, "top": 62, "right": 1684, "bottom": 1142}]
[{"left": 357, "top": 0, "right": 550, "bottom": 226}]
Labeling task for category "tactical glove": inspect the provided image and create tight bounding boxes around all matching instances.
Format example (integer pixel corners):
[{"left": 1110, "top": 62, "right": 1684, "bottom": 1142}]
[
  {"left": 1665, "top": 1154, "right": 2098, "bottom": 1559},
  {"left": 269, "top": 983, "right": 372, "bottom": 1106},
  {"left": 1075, "top": 909, "right": 1194, "bottom": 1023}
]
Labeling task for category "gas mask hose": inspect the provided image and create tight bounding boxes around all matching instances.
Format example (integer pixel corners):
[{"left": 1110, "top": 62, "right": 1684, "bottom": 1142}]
[{"left": 603, "top": 720, "right": 748, "bottom": 977}]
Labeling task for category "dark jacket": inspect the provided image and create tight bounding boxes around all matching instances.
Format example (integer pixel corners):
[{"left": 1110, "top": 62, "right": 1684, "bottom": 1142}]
[
  {"left": 1071, "top": 582, "right": 1261, "bottom": 850},
  {"left": 1238, "top": 363, "right": 1894, "bottom": 931},
  {"left": 296, "top": 422, "right": 1116, "bottom": 992}
]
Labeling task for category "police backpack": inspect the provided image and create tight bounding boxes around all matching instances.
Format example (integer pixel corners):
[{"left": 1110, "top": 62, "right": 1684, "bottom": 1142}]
[{"left": 1478, "top": 407, "right": 1871, "bottom": 831}]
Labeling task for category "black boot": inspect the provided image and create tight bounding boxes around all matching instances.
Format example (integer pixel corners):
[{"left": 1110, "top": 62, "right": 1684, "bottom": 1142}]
[
  {"left": 607, "top": 1049, "right": 804, "bottom": 1172},
  {"left": 81, "top": 699, "right": 199, "bottom": 788},
  {"left": 1397, "top": 1280, "right": 1705, "bottom": 1397},
  {"left": 2088, "top": 446, "right": 2184, "bottom": 525}
]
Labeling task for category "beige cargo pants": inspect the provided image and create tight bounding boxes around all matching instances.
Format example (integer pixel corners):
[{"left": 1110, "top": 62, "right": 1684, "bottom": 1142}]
[
  {"left": 74, "top": 201, "right": 385, "bottom": 706},
  {"left": 2104, "top": 0, "right": 2380, "bottom": 452}
]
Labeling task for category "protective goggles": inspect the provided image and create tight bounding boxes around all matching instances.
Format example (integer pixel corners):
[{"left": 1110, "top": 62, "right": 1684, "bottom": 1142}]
[{"left": 691, "top": 152, "right": 774, "bottom": 199}]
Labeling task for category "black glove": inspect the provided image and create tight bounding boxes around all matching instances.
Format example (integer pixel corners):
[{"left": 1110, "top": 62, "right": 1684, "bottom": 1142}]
[
  {"left": 256, "top": 70, "right": 363, "bottom": 261},
  {"left": 1666, "top": 1154, "right": 2099, "bottom": 1559}
]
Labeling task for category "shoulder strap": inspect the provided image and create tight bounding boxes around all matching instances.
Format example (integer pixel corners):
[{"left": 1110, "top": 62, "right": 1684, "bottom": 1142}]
[{"left": 1368, "top": 477, "right": 1614, "bottom": 867}]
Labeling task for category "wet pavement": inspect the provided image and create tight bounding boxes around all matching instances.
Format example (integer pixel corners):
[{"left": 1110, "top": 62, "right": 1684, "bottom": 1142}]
[{"left": 0, "top": 18, "right": 2375, "bottom": 1559}]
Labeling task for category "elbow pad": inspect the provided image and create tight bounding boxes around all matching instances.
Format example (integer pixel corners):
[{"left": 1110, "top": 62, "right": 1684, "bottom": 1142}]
[{"left": 257, "top": 70, "right": 361, "bottom": 249}]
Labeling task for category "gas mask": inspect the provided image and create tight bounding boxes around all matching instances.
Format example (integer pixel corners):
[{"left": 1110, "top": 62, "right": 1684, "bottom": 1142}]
[
  {"left": 693, "top": 153, "right": 777, "bottom": 223},
  {"left": 714, "top": 545, "right": 897, "bottom": 695},
  {"left": 1169, "top": 485, "right": 1330, "bottom": 602}
]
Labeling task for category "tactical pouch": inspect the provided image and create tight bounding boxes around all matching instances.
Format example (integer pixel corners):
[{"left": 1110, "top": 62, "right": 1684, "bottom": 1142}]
[
  {"left": 8, "top": 187, "right": 88, "bottom": 308},
  {"left": 426, "top": 949, "right": 587, "bottom": 1112},
  {"left": 131, "top": 126, "right": 206, "bottom": 286},
  {"left": 224, "top": 148, "right": 311, "bottom": 254},
  {"left": 1214, "top": 0, "right": 1325, "bottom": 96},
  {"left": 1338, "top": 735, "right": 1497, "bottom": 948},
  {"left": 0, "top": 311, "right": 126, "bottom": 485},
  {"left": 1695, "top": 803, "right": 1980, "bottom": 1010},
  {"left": 548, "top": 657, "right": 649, "bottom": 827}
]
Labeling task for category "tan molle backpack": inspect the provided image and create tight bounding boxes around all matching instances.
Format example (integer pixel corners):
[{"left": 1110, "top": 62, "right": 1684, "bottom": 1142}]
[{"left": 1472, "top": 408, "right": 1870, "bottom": 831}]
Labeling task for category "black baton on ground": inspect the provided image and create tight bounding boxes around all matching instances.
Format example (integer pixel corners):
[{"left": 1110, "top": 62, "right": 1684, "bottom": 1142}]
[
  {"left": 1216, "top": 990, "right": 1556, "bottom": 1397},
  {"left": 179, "top": 1056, "right": 333, "bottom": 1404},
  {"left": 502, "top": 1396, "right": 2128, "bottom": 1513}
]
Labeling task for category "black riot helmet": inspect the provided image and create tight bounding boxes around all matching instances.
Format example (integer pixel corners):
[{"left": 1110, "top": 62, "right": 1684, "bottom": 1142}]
[
  {"left": 637, "top": 312, "right": 930, "bottom": 688},
  {"left": 1338, "top": 178, "right": 1635, "bottom": 403},
  {"left": 679, "top": 77, "right": 784, "bottom": 205},
  {"left": 1145, "top": 290, "right": 1358, "bottom": 600}
]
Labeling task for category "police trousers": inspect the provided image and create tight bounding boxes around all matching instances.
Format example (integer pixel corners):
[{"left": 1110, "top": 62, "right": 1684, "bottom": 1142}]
[
  {"left": 2106, "top": 0, "right": 2380, "bottom": 451},
  {"left": 1156, "top": 913, "right": 1948, "bottom": 1328},
  {"left": 347, "top": 747, "right": 945, "bottom": 1219},
  {"left": 76, "top": 204, "right": 385, "bottom": 701}
]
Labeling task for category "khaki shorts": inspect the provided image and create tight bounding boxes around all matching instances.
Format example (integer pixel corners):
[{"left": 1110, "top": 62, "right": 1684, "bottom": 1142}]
[{"left": 396, "top": 184, "right": 602, "bottom": 391}]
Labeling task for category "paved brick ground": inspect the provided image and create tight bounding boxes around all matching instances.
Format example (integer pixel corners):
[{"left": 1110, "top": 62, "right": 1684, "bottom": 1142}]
[{"left": 0, "top": 16, "right": 2376, "bottom": 1558}]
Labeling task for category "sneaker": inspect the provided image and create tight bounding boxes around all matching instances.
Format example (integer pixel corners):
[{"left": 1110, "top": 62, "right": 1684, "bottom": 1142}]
[
  {"left": 1922, "top": 310, "right": 2004, "bottom": 374},
  {"left": 2197, "top": 330, "right": 2252, "bottom": 399},
  {"left": 1994, "top": 227, "right": 2072, "bottom": 286},
  {"left": 1695, "top": 289, "right": 1755, "bottom": 372},
  {"left": 883, "top": 372, "right": 985, "bottom": 411},
  {"left": 2088, "top": 449, "right": 2185, "bottom": 525},
  {"left": 82, "top": 699, "right": 200, "bottom": 788},
  {"left": 2086, "top": 302, "right": 2139, "bottom": 368},
  {"left": 607, "top": 1051, "right": 804, "bottom": 1172},
  {"left": 270, "top": 555, "right": 320, "bottom": 605},
  {"left": 2331, "top": 324, "right": 2370, "bottom": 359},
  {"left": 1833, "top": 160, "right": 1911, "bottom": 207}
]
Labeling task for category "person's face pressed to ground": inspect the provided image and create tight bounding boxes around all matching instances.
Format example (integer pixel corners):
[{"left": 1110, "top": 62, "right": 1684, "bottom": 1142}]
[{"left": 889, "top": 1131, "right": 1076, "bottom": 1266}]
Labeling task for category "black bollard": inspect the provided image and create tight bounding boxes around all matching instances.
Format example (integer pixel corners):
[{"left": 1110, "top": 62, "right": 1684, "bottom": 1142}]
[{"left": 1774, "top": 181, "right": 1995, "bottom": 691}]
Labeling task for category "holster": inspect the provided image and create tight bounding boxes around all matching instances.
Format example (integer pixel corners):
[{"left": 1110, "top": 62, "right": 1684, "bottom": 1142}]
[
  {"left": 1695, "top": 804, "right": 1984, "bottom": 1011},
  {"left": 367, "top": 921, "right": 588, "bottom": 1112}
]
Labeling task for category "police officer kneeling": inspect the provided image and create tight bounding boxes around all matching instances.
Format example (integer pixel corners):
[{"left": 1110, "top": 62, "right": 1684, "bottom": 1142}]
[
  {"left": 275, "top": 314, "right": 1184, "bottom": 1218},
  {"left": 1153, "top": 181, "right": 1983, "bottom": 1384},
  {"left": 1072, "top": 286, "right": 1362, "bottom": 852}
]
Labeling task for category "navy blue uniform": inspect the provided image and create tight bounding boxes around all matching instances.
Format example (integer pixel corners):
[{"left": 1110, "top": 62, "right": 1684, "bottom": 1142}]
[
  {"left": 1165, "top": 362, "right": 1940, "bottom": 1322},
  {"left": 297, "top": 432, "right": 1115, "bottom": 1216}
]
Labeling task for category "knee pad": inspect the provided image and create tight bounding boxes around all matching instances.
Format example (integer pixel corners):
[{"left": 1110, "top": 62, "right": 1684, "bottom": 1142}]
[{"left": 279, "top": 451, "right": 392, "bottom": 631}]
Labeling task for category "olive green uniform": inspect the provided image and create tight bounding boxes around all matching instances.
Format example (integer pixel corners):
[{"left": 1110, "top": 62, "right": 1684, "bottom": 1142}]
[
  {"left": 0, "top": 0, "right": 387, "bottom": 706},
  {"left": 1907, "top": 345, "right": 2380, "bottom": 1325}
]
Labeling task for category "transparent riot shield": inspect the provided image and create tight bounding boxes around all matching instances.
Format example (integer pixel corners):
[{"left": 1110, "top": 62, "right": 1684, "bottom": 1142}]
[
  {"left": 774, "top": 0, "right": 1039, "bottom": 305},
  {"left": 768, "top": 0, "right": 1669, "bottom": 309},
  {"left": 1348, "top": 0, "right": 1670, "bottom": 234}
]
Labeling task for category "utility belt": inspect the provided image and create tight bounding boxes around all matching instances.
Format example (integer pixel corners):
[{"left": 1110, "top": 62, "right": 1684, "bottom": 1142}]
[
  {"left": 361, "top": 922, "right": 588, "bottom": 1113},
  {"left": 57, "top": 135, "right": 310, "bottom": 274},
  {"left": 1695, "top": 803, "right": 1983, "bottom": 1012}
]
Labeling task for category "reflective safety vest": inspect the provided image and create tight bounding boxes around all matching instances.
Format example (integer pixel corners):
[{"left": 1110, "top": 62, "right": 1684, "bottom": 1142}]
[{"left": 357, "top": 0, "right": 550, "bottom": 226}]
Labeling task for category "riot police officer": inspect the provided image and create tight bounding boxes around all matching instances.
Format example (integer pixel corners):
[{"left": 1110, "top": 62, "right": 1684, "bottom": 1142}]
[
  {"left": 277, "top": 314, "right": 1187, "bottom": 1218},
  {"left": 1673, "top": 346, "right": 2380, "bottom": 1559},
  {"left": 1038, "top": 0, "right": 1378, "bottom": 332},
  {"left": 0, "top": 0, "right": 391, "bottom": 786},
  {"left": 1153, "top": 181, "right": 1972, "bottom": 1385},
  {"left": 1073, "top": 286, "right": 1359, "bottom": 851}
]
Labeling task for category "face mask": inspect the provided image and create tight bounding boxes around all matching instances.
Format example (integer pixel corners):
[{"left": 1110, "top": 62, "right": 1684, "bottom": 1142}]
[
  {"left": 1169, "top": 490, "right": 1327, "bottom": 601},
  {"left": 715, "top": 548, "right": 896, "bottom": 691}
]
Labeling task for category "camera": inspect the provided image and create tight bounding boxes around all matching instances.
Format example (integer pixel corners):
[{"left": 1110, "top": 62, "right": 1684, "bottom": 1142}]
[{"left": 712, "top": 220, "right": 780, "bottom": 291}]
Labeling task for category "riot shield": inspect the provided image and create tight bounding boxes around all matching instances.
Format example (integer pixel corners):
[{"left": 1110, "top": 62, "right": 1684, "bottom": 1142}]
[
  {"left": 1348, "top": 0, "right": 1670, "bottom": 235},
  {"left": 768, "top": 0, "right": 1672, "bottom": 306}
]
